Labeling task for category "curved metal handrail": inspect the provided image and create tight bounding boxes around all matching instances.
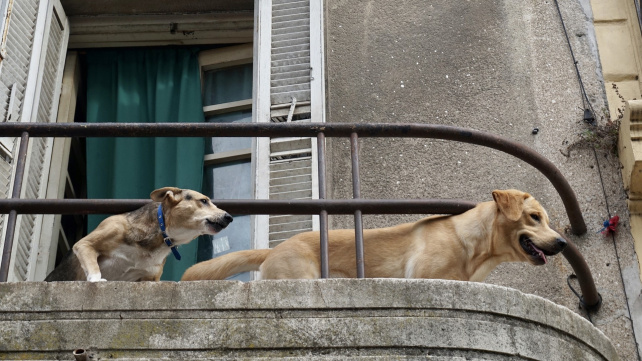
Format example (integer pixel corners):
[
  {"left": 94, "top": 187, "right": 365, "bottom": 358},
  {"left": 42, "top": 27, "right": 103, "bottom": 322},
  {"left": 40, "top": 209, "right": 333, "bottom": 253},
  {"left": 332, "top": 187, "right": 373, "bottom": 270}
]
[
  {"left": 0, "top": 122, "right": 597, "bottom": 311},
  {"left": 0, "top": 122, "right": 586, "bottom": 234}
]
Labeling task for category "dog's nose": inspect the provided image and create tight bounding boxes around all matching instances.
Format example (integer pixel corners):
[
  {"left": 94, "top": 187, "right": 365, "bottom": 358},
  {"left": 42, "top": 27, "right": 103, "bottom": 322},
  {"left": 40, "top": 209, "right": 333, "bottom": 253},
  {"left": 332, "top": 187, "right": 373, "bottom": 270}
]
[
  {"left": 555, "top": 237, "right": 567, "bottom": 250},
  {"left": 223, "top": 213, "right": 233, "bottom": 224}
]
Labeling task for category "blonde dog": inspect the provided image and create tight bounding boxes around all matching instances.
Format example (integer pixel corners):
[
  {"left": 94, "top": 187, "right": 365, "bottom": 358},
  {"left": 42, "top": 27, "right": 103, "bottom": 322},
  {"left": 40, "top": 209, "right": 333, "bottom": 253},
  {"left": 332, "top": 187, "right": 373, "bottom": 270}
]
[
  {"left": 45, "top": 187, "right": 232, "bottom": 282},
  {"left": 181, "top": 189, "right": 566, "bottom": 281}
]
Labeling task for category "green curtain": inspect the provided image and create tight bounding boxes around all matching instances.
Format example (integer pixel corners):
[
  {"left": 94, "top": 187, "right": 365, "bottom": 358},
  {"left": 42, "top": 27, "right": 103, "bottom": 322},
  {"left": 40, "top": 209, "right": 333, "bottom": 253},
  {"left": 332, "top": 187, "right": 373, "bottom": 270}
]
[{"left": 85, "top": 48, "right": 205, "bottom": 281}]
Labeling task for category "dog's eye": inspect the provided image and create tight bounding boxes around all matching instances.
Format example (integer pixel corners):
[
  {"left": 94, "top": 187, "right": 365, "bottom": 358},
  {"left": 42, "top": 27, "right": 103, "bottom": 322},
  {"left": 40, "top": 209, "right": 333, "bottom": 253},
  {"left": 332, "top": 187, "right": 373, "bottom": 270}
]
[
  {"left": 530, "top": 214, "right": 540, "bottom": 222},
  {"left": 200, "top": 199, "right": 209, "bottom": 205}
]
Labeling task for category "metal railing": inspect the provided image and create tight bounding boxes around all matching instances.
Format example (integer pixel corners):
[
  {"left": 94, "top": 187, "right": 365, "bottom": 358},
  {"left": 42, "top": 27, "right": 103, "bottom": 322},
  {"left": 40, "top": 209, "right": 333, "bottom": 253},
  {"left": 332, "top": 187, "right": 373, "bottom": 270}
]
[{"left": 0, "top": 122, "right": 600, "bottom": 311}]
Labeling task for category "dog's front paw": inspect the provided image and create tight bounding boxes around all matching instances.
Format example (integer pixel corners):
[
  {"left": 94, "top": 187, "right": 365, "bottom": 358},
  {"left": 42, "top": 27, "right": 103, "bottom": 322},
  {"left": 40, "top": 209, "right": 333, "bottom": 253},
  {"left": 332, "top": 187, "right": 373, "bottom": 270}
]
[{"left": 87, "top": 274, "right": 106, "bottom": 282}]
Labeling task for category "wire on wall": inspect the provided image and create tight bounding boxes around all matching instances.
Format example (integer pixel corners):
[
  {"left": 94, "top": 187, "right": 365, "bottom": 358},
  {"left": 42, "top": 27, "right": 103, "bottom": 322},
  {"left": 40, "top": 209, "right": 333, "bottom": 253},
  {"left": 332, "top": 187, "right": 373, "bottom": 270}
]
[
  {"left": 553, "top": 0, "right": 596, "bottom": 124},
  {"left": 554, "top": 2, "right": 642, "bottom": 360}
]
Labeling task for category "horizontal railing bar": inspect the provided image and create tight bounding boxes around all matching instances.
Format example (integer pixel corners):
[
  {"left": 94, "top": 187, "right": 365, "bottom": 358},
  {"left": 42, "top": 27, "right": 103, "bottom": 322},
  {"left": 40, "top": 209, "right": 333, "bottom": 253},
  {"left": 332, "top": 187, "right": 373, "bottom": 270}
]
[
  {"left": 0, "top": 122, "right": 445, "bottom": 137},
  {"left": 0, "top": 121, "right": 595, "bottom": 140},
  {"left": 0, "top": 198, "right": 478, "bottom": 215},
  {"left": 0, "top": 122, "right": 587, "bottom": 235}
]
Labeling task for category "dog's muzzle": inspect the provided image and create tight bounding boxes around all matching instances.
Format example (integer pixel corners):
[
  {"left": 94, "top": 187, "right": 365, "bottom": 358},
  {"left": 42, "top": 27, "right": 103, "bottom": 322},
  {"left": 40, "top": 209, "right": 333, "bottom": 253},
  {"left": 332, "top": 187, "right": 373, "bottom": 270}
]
[
  {"left": 207, "top": 213, "right": 233, "bottom": 233},
  {"left": 519, "top": 235, "right": 566, "bottom": 265}
]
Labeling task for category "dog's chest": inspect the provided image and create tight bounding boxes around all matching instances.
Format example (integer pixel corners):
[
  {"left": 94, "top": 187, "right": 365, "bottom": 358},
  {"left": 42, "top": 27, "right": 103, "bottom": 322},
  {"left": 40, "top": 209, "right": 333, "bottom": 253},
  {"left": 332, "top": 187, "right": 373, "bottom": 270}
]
[{"left": 99, "top": 244, "right": 169, "bottom": 281}]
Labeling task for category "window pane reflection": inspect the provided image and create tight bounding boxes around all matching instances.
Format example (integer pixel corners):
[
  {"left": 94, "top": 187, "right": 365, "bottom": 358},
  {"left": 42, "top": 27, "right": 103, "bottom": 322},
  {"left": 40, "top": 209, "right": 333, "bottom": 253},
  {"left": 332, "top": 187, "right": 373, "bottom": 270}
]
[
  {"left": 200, "top": 58, "right": 253, "bottom": 282},
  {"left": 203, "top": 64, "right": 253, "bottom": 105},
  {"left": 204, "top": 161, "right": 252, "bottom": 200},
  {"left": 206, "top": 110, "right": 252, "bottom": 154},
  {"left": 200, "top": 160, "right": 252, "bottom": 281}
]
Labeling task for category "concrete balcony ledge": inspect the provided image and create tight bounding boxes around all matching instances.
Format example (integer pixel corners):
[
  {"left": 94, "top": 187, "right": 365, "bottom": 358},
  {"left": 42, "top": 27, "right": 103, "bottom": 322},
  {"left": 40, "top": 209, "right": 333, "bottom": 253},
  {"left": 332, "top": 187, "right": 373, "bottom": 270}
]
[{"left": 0, "top": 279, "right": 618, "bottom": 360}]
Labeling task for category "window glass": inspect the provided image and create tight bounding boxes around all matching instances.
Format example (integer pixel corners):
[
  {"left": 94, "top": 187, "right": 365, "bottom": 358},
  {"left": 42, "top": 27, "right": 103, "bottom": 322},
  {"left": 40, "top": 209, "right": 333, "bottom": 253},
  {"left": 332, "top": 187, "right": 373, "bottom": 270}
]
[
  {"left": 205, "top": 110, "right": 252, "bottom": 154},
  {"left": 203, "top": 63, "right": 253, "bottom": 105},
  {"left": 204, "top": 160, "right": 252, "bottom": 200},
  {"left": 200, "top": 161, "right": 252, "bottom": 281},
  {"left": 200, "top": 55, "right": 253, "bottom": 282}
]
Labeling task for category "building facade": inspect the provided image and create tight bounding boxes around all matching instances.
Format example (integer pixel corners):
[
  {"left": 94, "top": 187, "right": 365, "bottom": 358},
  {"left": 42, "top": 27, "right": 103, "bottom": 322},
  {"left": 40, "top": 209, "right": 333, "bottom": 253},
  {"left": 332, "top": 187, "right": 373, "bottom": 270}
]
[{"left": 0, "top": 0, "right": 641, "bottom": 359}]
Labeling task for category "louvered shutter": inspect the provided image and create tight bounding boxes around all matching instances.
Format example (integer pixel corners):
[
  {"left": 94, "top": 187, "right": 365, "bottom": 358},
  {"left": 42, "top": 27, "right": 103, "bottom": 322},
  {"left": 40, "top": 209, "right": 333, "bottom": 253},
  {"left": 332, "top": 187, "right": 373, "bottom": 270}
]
[
  {"left": 255, "top": 0, "right": 325, "bottom": 249},
  {"left": 270, "top": 0, "right": 311, "bottom": 104},
  {"left": 0, "top": 0, "right": 40, "bottom": 257},
  {"left": 7, "top": 0, "right": 69, "bottom": 281}
]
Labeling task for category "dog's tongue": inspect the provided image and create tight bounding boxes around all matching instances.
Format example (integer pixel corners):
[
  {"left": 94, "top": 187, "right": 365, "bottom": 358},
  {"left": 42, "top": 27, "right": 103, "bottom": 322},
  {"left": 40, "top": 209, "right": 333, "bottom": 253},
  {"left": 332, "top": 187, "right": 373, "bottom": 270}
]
[{"left": 532, "top": 244, "right": 547, "bottom": 264}]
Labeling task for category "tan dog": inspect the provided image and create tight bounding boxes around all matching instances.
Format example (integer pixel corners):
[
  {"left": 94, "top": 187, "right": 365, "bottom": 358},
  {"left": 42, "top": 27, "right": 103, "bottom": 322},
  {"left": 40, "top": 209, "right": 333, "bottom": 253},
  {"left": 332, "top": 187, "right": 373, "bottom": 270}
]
[
  {"left": 45, "top": 187, "right": 232, "bottom": 282},
  {"left": 181, "top": 189, "right": 565, "bottom": 281}
]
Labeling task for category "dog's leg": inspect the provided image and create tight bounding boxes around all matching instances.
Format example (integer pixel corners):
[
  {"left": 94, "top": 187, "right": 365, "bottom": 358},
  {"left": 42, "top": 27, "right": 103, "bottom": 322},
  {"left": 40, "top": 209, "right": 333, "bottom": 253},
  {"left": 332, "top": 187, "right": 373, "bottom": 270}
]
[
  {"left": 137, "top": 258, "right": 166, "bottom": 281},
  {"left": 151, "top": 258, "right": 166, "bottom": 281},
  {"left": 73, "top": 241, "right": 106, "bottom": 282},
  {"left": 155, "top": 258, "right": 167, "bottom": 281},
  {"left": 72, "top": 223, "right": 124, "bottom": 282}
]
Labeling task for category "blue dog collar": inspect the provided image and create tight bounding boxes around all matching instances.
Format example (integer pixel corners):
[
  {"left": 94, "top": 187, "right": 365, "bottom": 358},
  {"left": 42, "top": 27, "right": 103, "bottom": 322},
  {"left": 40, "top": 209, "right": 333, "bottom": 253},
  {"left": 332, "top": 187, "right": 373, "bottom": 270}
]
[{"left": 157, "top": 204, "right": 181, "bottom": 260}]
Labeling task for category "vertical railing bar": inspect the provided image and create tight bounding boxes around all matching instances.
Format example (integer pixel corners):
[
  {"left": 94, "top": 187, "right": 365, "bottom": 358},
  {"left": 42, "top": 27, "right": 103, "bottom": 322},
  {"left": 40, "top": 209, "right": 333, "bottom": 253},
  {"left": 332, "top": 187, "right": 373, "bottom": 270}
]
[
  {"left": 0, "top": 131, "right": 30, "bottom": 282},
  {"left": 317, "top": 132, "right": 329, "bottom": 278},
  {"left": 350, "top": 132, "right": 365, "bottom": 278}
]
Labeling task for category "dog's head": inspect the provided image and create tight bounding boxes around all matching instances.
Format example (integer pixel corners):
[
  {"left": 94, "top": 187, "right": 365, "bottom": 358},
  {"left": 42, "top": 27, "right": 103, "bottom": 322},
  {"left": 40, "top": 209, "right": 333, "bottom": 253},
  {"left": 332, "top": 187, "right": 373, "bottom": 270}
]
[
  {"left": 151, "top": 187, "right": 233, "bottom": 242},
  {"left": 492, "top": 189, "right": 567, "bottom": 265}
]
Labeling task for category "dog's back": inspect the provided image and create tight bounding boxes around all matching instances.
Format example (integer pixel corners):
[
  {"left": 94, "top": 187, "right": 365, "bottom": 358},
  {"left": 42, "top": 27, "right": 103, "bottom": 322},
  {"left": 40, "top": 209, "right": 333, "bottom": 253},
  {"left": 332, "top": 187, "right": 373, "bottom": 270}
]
[
  {"left": 44, "top": 251, "right": 85, "bottom": 281},
  {"left": 180, "top": 190, "right": 567, "bottom": 282}
]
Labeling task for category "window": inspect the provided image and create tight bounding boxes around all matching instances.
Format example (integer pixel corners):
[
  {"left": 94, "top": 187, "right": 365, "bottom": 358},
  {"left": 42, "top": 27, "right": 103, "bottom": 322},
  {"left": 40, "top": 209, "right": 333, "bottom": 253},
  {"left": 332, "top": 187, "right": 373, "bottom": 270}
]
[
  {"left": 1, "top": 0, "right": 325, "bottom": 281},
  {"left": 27, "top": 4, "right": 256, "bottom": 281},
  {"left": 197, "top": 44, "right": 254, "bottom": 281},
  {"left": 46, "top": 46, "right": 256, "bottom": 281}
]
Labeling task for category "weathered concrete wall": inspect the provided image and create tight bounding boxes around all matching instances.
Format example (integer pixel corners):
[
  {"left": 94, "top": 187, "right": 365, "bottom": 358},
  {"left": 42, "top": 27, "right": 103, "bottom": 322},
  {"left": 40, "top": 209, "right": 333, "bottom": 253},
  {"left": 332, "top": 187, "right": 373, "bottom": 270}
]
[
  {"left": 324, "top": 1, "right": 641, "bottom": 359},
  {"left": 0, "top": 280, "right": 618, "bottom": 360}
]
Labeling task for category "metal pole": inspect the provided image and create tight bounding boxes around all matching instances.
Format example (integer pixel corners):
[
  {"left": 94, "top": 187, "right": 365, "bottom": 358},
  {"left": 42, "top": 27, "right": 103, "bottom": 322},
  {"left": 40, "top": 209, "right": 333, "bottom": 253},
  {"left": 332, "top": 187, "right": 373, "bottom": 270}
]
[
  {"left": 350, "top": 132, "right": 365, "bottom": 278},
  {"left": 562, "top": 237, "right": 601, "bottom": 311},
  {"left": 317, "top": 132, "right": 329, "bottom": 278},
  {"left": 0, "top": 198, "right": 479, "bottom": 215},
  {"left": 0, "top": 132, "right": 30, "bottom": 282}
]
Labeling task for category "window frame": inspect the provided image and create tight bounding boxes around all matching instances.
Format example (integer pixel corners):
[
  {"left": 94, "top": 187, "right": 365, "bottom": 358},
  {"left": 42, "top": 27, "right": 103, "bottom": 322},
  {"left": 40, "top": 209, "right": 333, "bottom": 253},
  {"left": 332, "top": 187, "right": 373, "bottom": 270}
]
[
  {"left": 35, "top": 51, "right": 79, "bottom": 279},
  {"left": 199, "top": 44, "right": 254, "bottom": 167},
  {"left": 198, "top": 44, "right": 256, "bottom": 277}
]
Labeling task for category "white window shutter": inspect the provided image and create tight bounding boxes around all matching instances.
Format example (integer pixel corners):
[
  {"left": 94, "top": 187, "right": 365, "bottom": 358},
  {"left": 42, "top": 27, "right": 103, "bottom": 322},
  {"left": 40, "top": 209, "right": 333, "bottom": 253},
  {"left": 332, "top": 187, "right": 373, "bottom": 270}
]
[
  {"left": 270, "top": 0, "right": 311, "bottom": 105},
  {"left": 254, "top": 0, "right": 325, "bottom": 250},
  {"left": 0, "top": 0, "right": 40, "bottom": 259},
  {"left": 7, "top": 0, "right": 69, "bottom": 281}
]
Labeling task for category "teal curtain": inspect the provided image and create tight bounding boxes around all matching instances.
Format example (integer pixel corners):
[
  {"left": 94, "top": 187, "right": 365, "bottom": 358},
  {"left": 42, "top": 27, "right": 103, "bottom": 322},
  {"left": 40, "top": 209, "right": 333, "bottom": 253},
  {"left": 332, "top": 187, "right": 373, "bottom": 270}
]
[{"left": 85, "top": 48, "right": 205, "bottom": 281}]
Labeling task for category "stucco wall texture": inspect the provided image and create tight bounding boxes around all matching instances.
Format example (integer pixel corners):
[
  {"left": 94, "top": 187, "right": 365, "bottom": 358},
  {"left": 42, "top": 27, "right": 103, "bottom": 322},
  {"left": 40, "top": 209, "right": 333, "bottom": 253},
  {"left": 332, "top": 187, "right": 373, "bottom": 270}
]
[{"left": 325, "top": 1, "right": 641, "bottom": 360}]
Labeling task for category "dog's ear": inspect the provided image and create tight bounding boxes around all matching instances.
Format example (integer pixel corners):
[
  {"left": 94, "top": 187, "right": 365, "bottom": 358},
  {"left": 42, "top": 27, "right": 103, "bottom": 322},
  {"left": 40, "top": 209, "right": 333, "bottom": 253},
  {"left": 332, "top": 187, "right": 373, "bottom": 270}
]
[
  {"left": 150, "top": 187, "right": 183, "bottom": 203},
  {"left": 492, "top": 189, "right": 529, "bottom": 221}
]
